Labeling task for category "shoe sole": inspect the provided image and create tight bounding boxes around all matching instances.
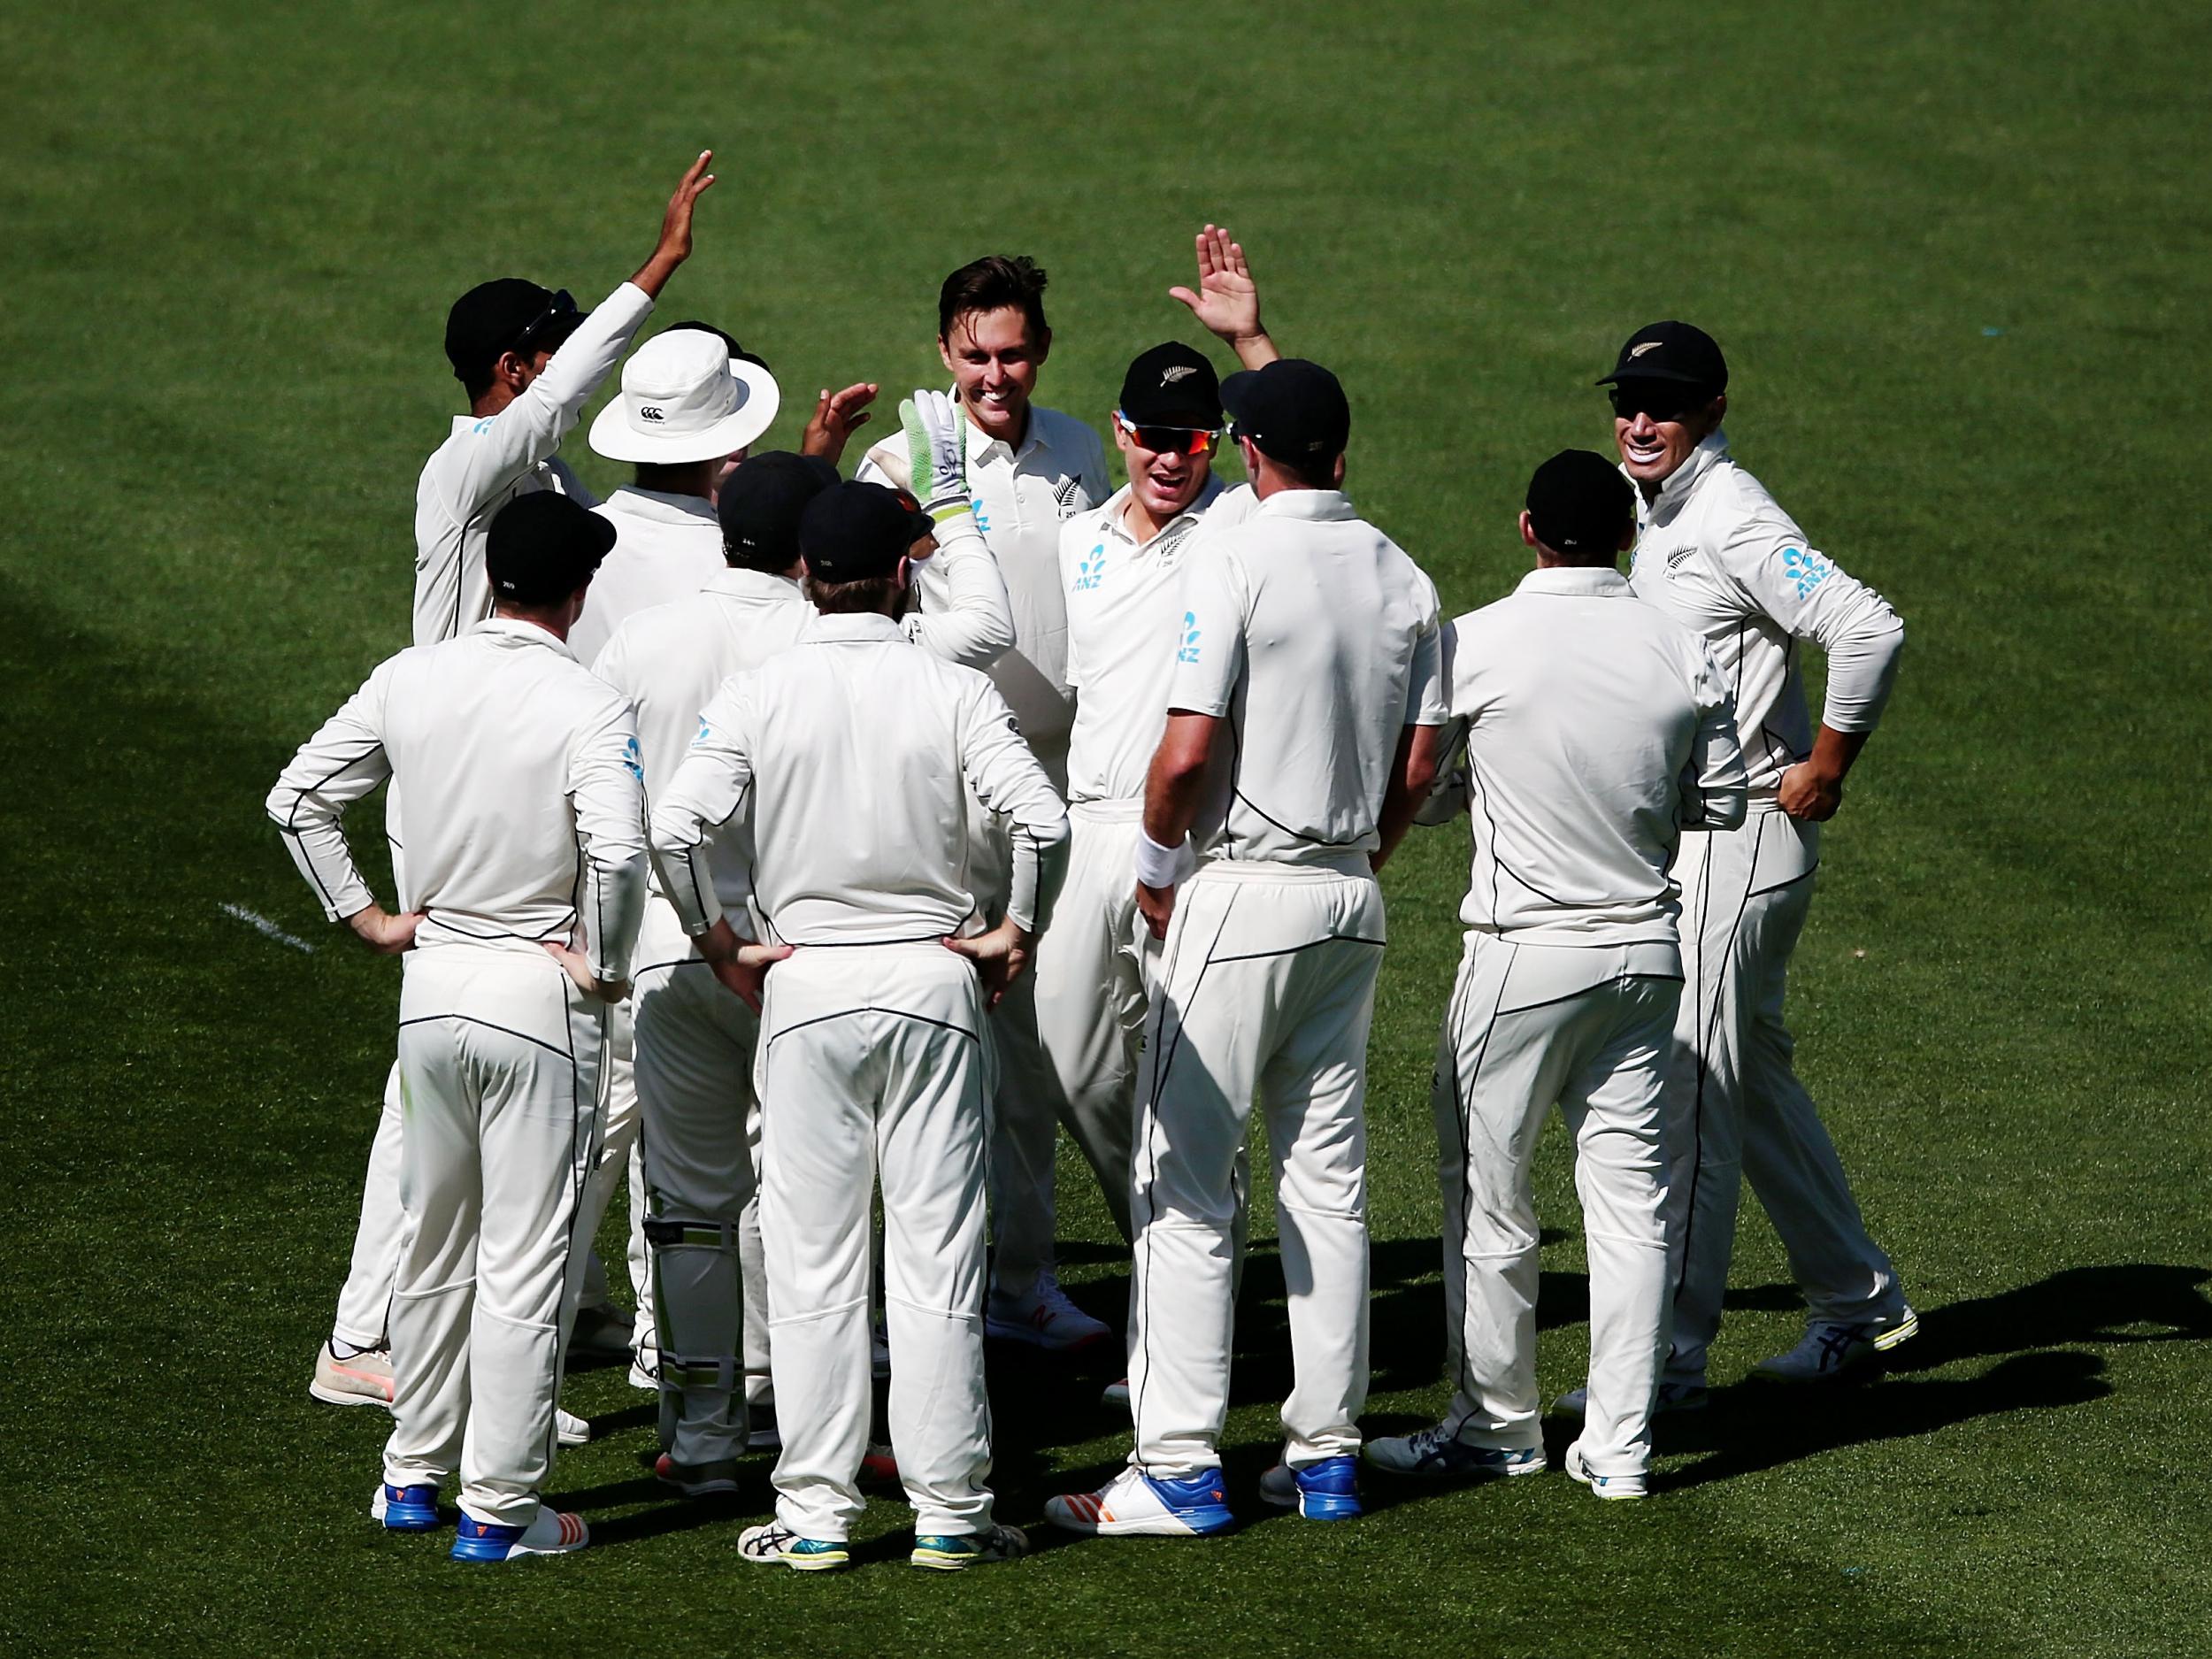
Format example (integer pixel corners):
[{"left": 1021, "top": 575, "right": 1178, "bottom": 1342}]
[
  {"left": 1362, "top": 1449, "right": 1548, "bottom": 1480},
  {"left": 659, "top": 1476, "right": 741, "bottom": 1498},
  {"left": 1045, "top": 1506, "right": 1234, "bottom": 1537},
  {"left": 744, "top": 1548, "right": 849, "bottom": 1571},
  {"left": 1566, "top": 1454, "right": 1647, "bottom": 1502},
  {"left": 310, "top": 1379, "right": 394, "bottom": 1409},
  {"left": 1256, "top": 1478, "right": 1365, "bottom": 1519}
]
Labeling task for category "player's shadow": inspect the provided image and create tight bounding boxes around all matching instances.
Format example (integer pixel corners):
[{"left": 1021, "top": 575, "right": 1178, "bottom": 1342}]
[{"left": 1631, "top": 1263, "right": 2212, "bottom": 1491}]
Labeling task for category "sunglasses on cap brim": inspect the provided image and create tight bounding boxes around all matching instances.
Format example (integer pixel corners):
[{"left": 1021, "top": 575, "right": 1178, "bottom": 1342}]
[
  {"left": 1607, "top": 382, "right": 1717, "bottom": 423},
  {"left": 510, "top": 289, "right": 580, "bottom": 357},
  {"left": 1115, "top": 411, "right": 1220, "bottom": 457}
]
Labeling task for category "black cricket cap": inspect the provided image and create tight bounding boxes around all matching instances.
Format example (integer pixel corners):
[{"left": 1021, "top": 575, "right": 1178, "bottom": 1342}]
[
  {"left": 1525, "top": 449, "right": 1635, "bottom": 557},
  {"left": 1119, "top": 342, "right": 1221, "bottom": 427},
  {"left": 1220, "top": 357, "right": 1350, "bottom": 464},
  {"left": 1596, "top": 320, "right": 1728, "bottom": 389},
  {"left": 667, "top": 319, "right": 772, "bottom": 375},
  {"left": 719, "top": 451, "right": 840, "bottom": 567},
  {"left": 444, "top": 279, "right": 586, "bottom": 383},
  {"left": 799, "top": 480, "right": 933, "bottom": 584},
  {"left": 485, "top": 492, "right": 617, "bottom": 606}
]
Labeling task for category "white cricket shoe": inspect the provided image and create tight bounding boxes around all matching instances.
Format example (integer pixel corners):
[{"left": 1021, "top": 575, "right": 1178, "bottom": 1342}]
[
  {"left": 627, "top": 1352, "right": 660, "bottom": 1392},
  {"left": 1564, "top": 1440, "right": 1647, "bottom": 1502},
  {"left": 1044, "top": 1465, "right": 1234, "bottom": 1536},
  {"left": 557, "top": 1408, "right": 591, "bottom": 1447},
  {"left": 1551, "top": 1379, "right": 1708, "bottom": 1419},
  {"left": 986, "top": 1270, "right": 1111, "bottom": 1351},
  {"left": 1102, "top": 1377, "right": 1131, "bottom": 1411},
  {"left": 310, "top": 1342, "right": 395, "bottom": 1409},
  {"left": 1754, "top": 1308, "right": 1919, "bottom": 1382}
]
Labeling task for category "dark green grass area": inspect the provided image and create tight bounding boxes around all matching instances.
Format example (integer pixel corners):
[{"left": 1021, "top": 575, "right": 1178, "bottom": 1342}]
[{"left": 4, "top": 3, "right": 2210, "bottom": 1655}]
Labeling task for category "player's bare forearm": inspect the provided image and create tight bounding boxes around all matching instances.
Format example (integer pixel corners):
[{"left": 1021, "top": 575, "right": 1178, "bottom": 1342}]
[
  {"left": 1372, "top": 722, "right": 1447, "bottom": 871},
  {"left": 1778, "top": 725, "right": 1870, "bottom": 821},
  {"left": 630, "top": 150, "right": 716, "bottom": 298},
  {"left": 346, "top": 903, "right": 422, "bottom": 955},
  {"left": 1141, "top": 711, "right": 1218, "bottom": 849}
]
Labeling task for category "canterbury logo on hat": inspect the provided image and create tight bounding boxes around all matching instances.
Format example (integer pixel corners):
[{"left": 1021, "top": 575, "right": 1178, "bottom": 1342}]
[{"left": 640, "top": 405, "right": 665, "bottom": 422}]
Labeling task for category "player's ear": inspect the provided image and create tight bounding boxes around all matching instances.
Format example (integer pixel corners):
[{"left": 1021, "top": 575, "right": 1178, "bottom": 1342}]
[
  {"left": 937, "top": 331, "right": 958, "bottom": 376},
  {"left": 1616, "top": 518, "right": 1637, "bottom": 554},
  {"left": 1519, "top": 511, "right": 1540, "bottom": 551},
  {"left": 1328, "top": 451, "right": 1347, "bottom": 488},
  {"left": 1032, "top": 326, "right": 1052, "bottom": 366}
]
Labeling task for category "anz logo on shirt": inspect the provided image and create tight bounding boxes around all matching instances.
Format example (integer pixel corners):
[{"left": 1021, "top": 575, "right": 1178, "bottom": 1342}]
[
  {"left": 1780, "top": 545, "right": 1832, "bottom": 600},
  {"left": 692, "top": 718, "right": 710, "bottom": 748},
  {"left": 1177, "top": 611, "right": 1202, "bottom": 664},
  {"left": 622, "top": 734, "right": 645, "bottom": 783},
  {"left": 1073, "top": 543, "right": 1107, "bottom": 592},
  {"left": 971, "top": 495, "right": 990, "bottom": 533}
]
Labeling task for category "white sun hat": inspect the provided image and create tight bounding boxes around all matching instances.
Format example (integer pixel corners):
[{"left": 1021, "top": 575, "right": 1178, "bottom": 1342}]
[{"left": 588, "top": 329, "right": 780, "bottom": 464}]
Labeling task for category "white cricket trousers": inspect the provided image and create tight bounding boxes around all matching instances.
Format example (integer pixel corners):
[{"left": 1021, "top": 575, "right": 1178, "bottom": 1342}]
[
  {"left": 382, "top": 944, "right": 603, "bottom": 1527},
  {"left": 757, "top": 944, "right": 995, "bottom": 1541},
  {"left": 1664, "top": 806, "right": 1907, "bottom": 1384},
  {"left": 1029, "top": 804, "right": 1151, "bottom": 1244},
  {"left": 633, "top": 952, "right": 763, "bottom": 1465},
  {"left": 1434, "top": 935, "right": 1680, "bottom": 1478},
  {"left": 1128, "top": 860, "right": 1385, "bottom": 1477}
]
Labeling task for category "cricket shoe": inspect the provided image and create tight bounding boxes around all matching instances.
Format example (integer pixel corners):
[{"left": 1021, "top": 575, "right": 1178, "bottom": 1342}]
[
  {"left": 370, "top": 1481, "right": 441, "bottom": 1532},
  {"left": 1256, "top": 1455, "right": 1363, "bottom": 1521},
  {"left": 1045, "top": 1466, "right": 1234, "bottom": 1536},
  {"left": 1551, "top": 1379, "right": 1709, "bottom": 1420},
  {"left": 910, "top": 1524, "right": 1031, "bottom": 1571},
  {"left": 311, "top": 1341, "right": 395, "bottom": 1409},
  {"left": 627, "top": 1352, "right": 660, "bottom": 1392},
  {"left": 986, "top": 1270, "right": 1111, "bottom": 1352},
  {"left": 738, "top": 1523, "right": 849, "bottom": 1571},
  {"left": 450, "top": 1508, "right": 589, "bottom": 1561},
  {"left": 557, "top": 1408, "right": 591, "bottom": 1447},
  {"left": 1363, "top": 1424, "right": 1546, "bottom": 1482},
  {"left": 1563, "top": 1441, "right": 1647, "bottom": 1502},
  {"left": 568, "top": 1302, "right": 635, "bottom": 1364},
  {"left": 1753, "top": 1308, "right": 1920, "bottom": 1383},
  {"left": 655, "top": 1453, "right": 741, "bottom": 1498},
  {"left": 1101, "top": 1377, "right": 1130, "bottom": 1411}
]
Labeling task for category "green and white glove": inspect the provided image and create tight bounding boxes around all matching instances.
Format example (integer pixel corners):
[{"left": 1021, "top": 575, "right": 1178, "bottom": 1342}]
[{"left": 902, "top": 389, "right": 973, "bottom": 529}]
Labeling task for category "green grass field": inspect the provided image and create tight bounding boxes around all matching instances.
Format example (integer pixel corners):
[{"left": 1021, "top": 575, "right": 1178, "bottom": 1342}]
[{"left": 5, "top": 3, "right": 2209, "bottom": 1654}]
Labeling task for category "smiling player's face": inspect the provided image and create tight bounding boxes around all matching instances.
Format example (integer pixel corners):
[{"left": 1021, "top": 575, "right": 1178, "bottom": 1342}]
[
  {"left": 1116, "top": 416, "right": 1215, "bottom": 520},
  {"left": 940, "top": 307, "right": 1045, "bottom": 443},
  {"left": 1611, "top": 388, "right": 1725, "bottom": 494}
]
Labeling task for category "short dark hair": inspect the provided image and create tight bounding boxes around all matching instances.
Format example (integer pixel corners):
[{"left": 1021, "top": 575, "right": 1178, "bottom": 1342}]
[
  {"left": 803, "top": 572, "right": 902, "bottom": 615},
  {"left": 938, "top": 256, "right": 1049, "bottom": 343}
]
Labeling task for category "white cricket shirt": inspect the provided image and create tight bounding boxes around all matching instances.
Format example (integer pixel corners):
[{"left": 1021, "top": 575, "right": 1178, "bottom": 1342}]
[
  {"left": 859, "top": 403, "right": 1109, "bottom": 769},
  {"left": 567, "top": 485, "right": 726, "bottom": 668},
  {"left": 267, "top": 618, "right": 649, "bottom": 981},
  {"left": 1627, "top": 431, "right": 1905, "bottom": 793},
  {"left": 651, "top": 612, "right": 1069, "bottom": 947},
  {"left": 411, "top": 280, "right": 655, "bottom": 647},
  {"left": 1165, "top": 489, "right": 1448, "bottom": 868},
  {"left": 1443, "top": 566, "right": 1747, "bottom": 945},
  {"left": 1061, "top": 478, "right": 1260, "bottom": 810}
]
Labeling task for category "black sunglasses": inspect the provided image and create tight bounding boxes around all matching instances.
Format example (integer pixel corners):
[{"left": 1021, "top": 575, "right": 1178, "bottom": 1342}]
[
  {"left": 1608, "top": 382, "right": 1714, "bottom": 423},
  {"left": 510, "top": 288, "right": 580, "bottom": 357}
]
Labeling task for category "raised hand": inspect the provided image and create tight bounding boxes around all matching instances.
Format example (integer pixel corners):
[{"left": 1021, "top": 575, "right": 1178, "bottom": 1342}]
[
  {"left": 1169, "top": 224, "right": 1279, "bottom": 368},
  {"left": 802, "top": 381, "right": 880, "bottom": 465},
  {"left": 634, "top": 150, "right": 718, "bottom": 298}
]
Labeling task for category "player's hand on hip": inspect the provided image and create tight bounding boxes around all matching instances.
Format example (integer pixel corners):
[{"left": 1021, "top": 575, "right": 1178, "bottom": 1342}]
[
  {"left": 697, "top": 917, "right": 791, "bottom": 1012},
  {"left": 541, "top": 940, "right": 632, "bottom": 1005},
  {"left": 346, "top": 904, "right": 423, "bottom": 956},
  {"left": 942, "top": 919, "right": 1033, "bottom": 1010},
  {"left": 802, "top": 382, "right": 879, "bottom": 465},
  {"left": 1135, "top": 880, "right": 1178, "bottom": 941},
  {"left": 634, "top": 150, "right": 716, "bottom": 296},
  {"left": 1778, "top": 761, "right": 1844, "bottom": 821}
]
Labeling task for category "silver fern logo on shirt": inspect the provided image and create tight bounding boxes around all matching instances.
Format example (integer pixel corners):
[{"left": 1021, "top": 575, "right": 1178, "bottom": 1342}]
[{"left": 1052, "top": 477, "right": 1086, "bottom": 519}]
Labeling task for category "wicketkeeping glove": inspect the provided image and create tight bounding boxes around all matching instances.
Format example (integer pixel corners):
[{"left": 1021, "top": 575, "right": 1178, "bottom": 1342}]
[{"left": 902, "top": 389, "right": 973, "bottom": 526}]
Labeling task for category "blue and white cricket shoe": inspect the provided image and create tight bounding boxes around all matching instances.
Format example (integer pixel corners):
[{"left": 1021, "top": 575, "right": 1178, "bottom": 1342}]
[
  {"left": 1362, "top": 1424, "right": 1546, "bottom": 1481},
  {"left": 737, "top": 1522, "right": 850, "bottom": 1571},
  {"left": 1564, "top": 1441, "right": 1647, "bottom": 1502},
  {"left": 1753, "top": 1308, "right": 1919, "bottom": 1382},
  {"left": 1256, "top": 1455, "right": 1363, "bottom": 1520},
  {"left": 449, "top": 1507, "right": 589, "bottom": 1561},
  {"left": 369, "top": 1481, "right": 441, "bottom": 1532},
  {"left": 1045, "top": 1465, "right": 1235, "bottom": 1536}
]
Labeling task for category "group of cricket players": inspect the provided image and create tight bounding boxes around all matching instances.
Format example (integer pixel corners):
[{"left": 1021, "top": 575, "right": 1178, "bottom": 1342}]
[{"left": 266, "top": 152, "right": 1916, "bottom": 1568}]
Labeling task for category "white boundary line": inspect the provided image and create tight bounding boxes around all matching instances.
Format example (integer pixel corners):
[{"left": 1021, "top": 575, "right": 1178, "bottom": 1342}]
[{"left": 220, "top": 902, "right": 317, "bottom": 954}]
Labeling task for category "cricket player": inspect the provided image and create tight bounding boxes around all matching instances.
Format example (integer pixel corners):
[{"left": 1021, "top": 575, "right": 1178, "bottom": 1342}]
[
  {"left": 311, "top": 152, "right": 714, "bottom": 1411},
  {"left": 649, "top": 480, "right": 1067, "bottom": 1571},
  {"left": 1048, "top": 358, "right": 1448, "bottom": 1536},
  {"left": 1365, "top": 451, "right": 1747, "bottom": 1502},
  {"left": 1031, "top": 227, "right": 1282, "bottom": 1270},
  {"left": 856, "top": 256, "right": 1111, "bottom": 1351},
  {"left": 591, "top": 416, "right": 1012, "bottom": 1493},
  {"left": 1567, "top": 321, "right": 1915, "bottom": 1412},
  {"left": 269, "top": 491, "right": 647, "bottom": 1561}
]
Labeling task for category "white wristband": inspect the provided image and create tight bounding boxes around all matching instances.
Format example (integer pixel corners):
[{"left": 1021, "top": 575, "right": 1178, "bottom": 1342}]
[{"left": 1134, "top": 826, "right": 1195, "bottom": 890}]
